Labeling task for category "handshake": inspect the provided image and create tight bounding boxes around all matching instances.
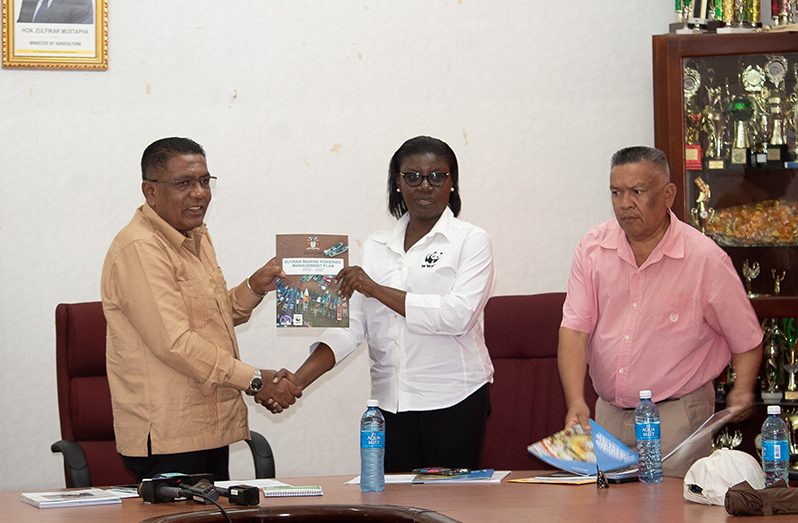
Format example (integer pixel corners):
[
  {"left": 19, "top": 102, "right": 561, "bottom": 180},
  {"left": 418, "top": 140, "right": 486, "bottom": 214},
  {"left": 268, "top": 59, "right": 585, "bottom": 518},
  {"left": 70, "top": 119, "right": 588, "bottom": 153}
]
[{"left": 251, "top": 369, "right": 303, "bottom": 414}]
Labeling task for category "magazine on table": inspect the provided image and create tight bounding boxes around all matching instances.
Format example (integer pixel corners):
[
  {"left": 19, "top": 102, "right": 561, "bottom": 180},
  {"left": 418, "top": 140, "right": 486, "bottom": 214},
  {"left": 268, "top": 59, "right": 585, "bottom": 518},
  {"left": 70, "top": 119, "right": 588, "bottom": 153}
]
[
  {"left": 527, "top": 419, "right": 637, "bottom": 476},
  {"left": 411, "top": 468, "right": 501, "bottom": 484},
  {"left": 20, "top": 488, "right": 122, "bottom": 509},
  {"left": 526, "top": 409, "right": 737, "bottom": 482}
]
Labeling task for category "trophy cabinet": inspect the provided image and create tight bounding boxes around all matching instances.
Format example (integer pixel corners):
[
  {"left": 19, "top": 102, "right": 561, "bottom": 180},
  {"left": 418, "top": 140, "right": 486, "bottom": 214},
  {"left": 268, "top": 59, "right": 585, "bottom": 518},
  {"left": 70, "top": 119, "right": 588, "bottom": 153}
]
[
  {"left": 653, "top": 32, "right": 798, "bottom": 461},
  {"left": 653, "top": 32, "right": 798, "bottom": 314}
]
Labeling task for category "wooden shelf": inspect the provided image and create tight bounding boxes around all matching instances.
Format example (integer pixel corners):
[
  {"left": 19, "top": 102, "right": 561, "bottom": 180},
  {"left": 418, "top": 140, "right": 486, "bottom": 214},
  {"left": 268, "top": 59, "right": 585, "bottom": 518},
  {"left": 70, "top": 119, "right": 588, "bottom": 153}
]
[{"left": 751, "top": 296, "right": 798, "bottom": 318}]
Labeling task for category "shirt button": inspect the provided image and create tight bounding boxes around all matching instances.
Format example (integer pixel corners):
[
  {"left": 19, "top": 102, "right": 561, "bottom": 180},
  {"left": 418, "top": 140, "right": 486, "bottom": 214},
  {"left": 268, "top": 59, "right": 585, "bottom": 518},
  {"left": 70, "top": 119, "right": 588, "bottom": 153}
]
[
  {"left": 670, "top": 312, "right": 679, "bottom": 322},
  {"left": 623, "top": 335, "right": 630, "bottom": 341},
  {"left": 619, "top": 368, "right": 624, "bottom": 374},
  {"left": 632, "top": 303, "right": 638, "bottom": 309}
]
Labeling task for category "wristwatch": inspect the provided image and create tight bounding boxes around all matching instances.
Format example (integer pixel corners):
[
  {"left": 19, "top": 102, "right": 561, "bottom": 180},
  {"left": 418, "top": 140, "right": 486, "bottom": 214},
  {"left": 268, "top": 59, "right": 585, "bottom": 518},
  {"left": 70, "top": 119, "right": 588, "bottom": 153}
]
[{"left": 248, "top": 369, "right": 263, "bottom": 395}]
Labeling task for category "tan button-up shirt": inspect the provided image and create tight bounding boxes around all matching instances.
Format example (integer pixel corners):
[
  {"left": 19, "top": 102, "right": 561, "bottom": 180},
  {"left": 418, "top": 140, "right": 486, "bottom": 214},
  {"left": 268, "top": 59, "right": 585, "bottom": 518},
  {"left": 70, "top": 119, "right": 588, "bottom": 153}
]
[{"left": 101, "top": 204, "right": 260, "bottom": 456}]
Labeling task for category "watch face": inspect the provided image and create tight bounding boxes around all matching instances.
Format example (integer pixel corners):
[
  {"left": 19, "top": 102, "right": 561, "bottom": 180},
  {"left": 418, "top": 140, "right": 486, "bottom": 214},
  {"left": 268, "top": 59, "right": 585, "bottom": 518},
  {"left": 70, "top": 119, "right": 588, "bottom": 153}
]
[{"left": 250, "top": 377, "right": 263, "bottom": 392}]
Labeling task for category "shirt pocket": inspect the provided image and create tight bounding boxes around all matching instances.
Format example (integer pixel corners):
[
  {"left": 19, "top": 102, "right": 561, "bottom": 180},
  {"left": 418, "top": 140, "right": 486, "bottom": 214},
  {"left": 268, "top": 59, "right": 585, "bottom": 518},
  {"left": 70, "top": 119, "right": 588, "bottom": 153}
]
[
  {"left": 404, "top": 249, "right": 458, "bottom": 294},
  {"left": 177, "top": 280, "right": 213, "bottom": 329},
  {"left": 661, "top": 293, "right": 696, "bottom": 334}
]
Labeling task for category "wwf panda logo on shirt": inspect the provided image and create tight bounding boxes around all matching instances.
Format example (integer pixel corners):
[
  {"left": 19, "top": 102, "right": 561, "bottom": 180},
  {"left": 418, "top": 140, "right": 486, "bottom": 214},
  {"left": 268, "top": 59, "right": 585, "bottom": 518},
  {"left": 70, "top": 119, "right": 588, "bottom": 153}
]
[{"left": 422, "top": 251, "right": 443, "bottom": 268}]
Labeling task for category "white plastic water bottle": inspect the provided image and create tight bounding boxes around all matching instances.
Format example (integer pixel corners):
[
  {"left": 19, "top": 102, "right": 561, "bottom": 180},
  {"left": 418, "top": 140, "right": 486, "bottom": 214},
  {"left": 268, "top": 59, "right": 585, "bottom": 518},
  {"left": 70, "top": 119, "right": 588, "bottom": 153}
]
[
  {"left": 360, "top": 399, "right": 385, "bottom": 492},
  {"left": 635, "top": 390, "right": 663, "bottom": 484},
  {"left": 761, "top": 405, "right": 789, "bottom": 486}
]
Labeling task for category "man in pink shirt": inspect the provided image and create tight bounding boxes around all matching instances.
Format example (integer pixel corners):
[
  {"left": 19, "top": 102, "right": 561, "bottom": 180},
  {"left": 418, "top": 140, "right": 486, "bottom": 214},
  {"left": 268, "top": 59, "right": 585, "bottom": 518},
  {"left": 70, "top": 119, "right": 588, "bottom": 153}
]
[{"left": 558, "top": 146, "right": 763, "bottom": 476}]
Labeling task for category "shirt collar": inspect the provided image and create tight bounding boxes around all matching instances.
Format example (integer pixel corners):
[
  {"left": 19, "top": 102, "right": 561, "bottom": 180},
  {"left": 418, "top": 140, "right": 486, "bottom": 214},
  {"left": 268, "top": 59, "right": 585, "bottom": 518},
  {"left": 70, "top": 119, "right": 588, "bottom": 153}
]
[
  {"left": 600, "top": 209, "right": 684, "bottom": 264},
  {"left": 382, "top": 206, "right": 455, "bottom": 254},
  {"left": 140, "top": 203, "right": 206, "bottom": 254}
]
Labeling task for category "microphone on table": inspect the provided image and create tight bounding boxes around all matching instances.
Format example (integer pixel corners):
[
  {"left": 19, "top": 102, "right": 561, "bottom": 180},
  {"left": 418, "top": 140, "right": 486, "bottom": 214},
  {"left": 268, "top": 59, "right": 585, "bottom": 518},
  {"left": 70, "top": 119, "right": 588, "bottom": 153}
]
[
  {"left": 138, "top": 473, "right": 259, "bottom": 506},
  {"left": 138, "top": 473, "right": 215, "bottom": 504}
]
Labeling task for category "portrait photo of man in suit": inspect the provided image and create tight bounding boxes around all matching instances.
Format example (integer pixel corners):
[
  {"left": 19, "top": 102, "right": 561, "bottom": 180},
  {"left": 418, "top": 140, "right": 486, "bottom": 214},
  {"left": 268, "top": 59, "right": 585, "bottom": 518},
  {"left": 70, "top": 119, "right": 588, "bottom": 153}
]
[{"left": 16, "top": 0, "right": 94, "bottom": 24}]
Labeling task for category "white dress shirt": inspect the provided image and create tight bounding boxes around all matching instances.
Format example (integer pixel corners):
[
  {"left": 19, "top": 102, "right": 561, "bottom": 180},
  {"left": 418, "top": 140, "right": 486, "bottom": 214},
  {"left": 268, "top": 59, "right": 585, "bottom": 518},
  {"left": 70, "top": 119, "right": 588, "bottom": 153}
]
[{"left": 313, "top": 207, "right": 495, "bottom": 413}]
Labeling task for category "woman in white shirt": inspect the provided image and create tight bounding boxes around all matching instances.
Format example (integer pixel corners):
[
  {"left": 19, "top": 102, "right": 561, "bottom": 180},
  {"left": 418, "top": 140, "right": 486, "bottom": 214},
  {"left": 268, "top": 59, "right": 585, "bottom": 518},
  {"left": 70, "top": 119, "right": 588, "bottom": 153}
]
[{"left": 273, "top": 136, "right": 495, "bottom": 472}]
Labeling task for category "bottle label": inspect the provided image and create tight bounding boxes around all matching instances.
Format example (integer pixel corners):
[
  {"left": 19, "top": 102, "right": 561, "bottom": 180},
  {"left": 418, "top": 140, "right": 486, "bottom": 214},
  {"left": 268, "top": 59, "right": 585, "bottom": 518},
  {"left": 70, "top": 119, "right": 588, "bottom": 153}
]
[
  {"left": 762, "top": 439, "right": 789, "bottom": 461},
  {"left": 361, "top": 430, "right": 385, "bottom": 449},
  {"left": 635, "top": 420, "right": 660, "bottom": 441}
]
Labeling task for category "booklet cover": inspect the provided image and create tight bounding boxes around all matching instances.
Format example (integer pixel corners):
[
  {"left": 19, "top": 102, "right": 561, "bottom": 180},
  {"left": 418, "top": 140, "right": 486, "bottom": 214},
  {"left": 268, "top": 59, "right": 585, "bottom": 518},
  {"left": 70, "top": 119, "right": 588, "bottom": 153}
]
[
  {"left": 275, "top": 234, "right": 349, "bottom": 328},
  {"left": 21, "top": 488, "right": 122, "bottom": 509},
  {"left": 411, "top": 468, "right": 501, "bottom": 484},
  {"left": 527, "top": 419, "right": 637, "bottom": 475}
]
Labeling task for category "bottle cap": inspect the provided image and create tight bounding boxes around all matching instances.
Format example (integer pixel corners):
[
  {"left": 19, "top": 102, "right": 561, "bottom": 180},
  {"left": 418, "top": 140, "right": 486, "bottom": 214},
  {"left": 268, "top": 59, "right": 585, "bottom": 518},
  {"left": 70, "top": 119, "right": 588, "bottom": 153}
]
[
  {"left": 367, "top": 399, "right": 379, "bottom": 408},
  {"left": 639, "top": 390, "right": 652, "bottom": 399},
  {"left": 767, "top": 405, "right": 781, "bottom": 415}
]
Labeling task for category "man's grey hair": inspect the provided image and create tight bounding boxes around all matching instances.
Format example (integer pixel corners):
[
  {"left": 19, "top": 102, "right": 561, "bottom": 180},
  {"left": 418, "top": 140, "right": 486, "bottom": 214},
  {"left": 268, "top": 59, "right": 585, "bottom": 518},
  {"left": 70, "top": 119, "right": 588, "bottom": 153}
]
[{"left": 610, "top": 146, "right": 671, "bottom": 182}]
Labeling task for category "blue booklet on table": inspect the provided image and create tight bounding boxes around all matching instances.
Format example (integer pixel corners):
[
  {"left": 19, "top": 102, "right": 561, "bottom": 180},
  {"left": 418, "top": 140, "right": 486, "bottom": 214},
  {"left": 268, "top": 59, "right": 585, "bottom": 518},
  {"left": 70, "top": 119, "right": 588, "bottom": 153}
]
[
  {"left": 411, "top": 468, "right": 495, "bottom": 484},
  {"left": 527, "top": 419, "right": 637, "bottom": 475}
]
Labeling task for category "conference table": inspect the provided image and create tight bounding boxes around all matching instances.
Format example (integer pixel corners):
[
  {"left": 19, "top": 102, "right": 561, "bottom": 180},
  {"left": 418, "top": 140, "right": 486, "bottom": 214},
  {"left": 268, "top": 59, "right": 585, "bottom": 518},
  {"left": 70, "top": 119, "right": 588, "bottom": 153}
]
[{"left": 0, "top": 471, "right": 786, "bottom": 522}]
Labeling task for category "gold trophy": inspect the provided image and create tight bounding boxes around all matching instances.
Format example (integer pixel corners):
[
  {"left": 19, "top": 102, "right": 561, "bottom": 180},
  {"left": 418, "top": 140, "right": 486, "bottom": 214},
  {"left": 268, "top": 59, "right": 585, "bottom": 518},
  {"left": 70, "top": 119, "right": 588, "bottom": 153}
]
[
  {"left": 783, "top": 409, "right": 798, "bottom": 457},
  {"left": 765, "top": 55, "right": 788, "bottom": 93},
  {"left": 684, "top": 66, "right": 703, "bottom": 169},
  {"left": 742, "top": 259, "right": 761, "bottom": 297},
  {"left": 702, "top": 82, "right": 727, "bottom": 168},
  {"left": 772, "top": 269, "right": 787, "bottom": 295},
  {"left": 729, "top": 96, "right": 754, "bottom": 165},
  {"left": 768, "top": 97, "right": 789, "bottom": 162},
  {"left": 762, "top": 319, "right": 786, "bottom": 403},
  {"left": 690, "top": 176, "right": 715, "bottom": 233},
  {"left": 785, "top": 347, "right": 798, "bottom": 401},
  {"left": 741, "top": 64, "right": 770, "bottom": 166},
  {"left": 764, "top": 56, "right": 789, "bottom": 162}
]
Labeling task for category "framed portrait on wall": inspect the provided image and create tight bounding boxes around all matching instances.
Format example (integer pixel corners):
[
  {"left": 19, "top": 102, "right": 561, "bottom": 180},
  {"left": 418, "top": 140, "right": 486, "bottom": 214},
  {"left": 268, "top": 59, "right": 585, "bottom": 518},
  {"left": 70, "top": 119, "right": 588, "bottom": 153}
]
[{"left": 2, "top": 0, "right": 107, "bottom": 69}]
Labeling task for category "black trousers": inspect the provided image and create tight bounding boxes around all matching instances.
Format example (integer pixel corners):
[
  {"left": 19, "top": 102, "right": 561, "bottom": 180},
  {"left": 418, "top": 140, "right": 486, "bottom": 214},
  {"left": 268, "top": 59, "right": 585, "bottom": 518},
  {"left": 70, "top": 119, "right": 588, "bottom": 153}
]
[
  {"left": 381, "top": 383, "right": 491, "bottom": 473},
  {"left": 121, "top": 441, "right": 230, "bottom": 483}
]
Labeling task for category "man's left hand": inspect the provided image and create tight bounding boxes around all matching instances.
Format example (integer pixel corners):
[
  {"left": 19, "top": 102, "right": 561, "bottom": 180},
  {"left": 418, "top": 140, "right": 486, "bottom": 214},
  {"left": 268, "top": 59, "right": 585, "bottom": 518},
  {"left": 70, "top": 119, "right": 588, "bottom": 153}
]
[
  {"left": 249, "top": 257, "right": 285, "bottom": 296},
  {"left": 725, "top": 386, "right": 755, "bottom": 421}
]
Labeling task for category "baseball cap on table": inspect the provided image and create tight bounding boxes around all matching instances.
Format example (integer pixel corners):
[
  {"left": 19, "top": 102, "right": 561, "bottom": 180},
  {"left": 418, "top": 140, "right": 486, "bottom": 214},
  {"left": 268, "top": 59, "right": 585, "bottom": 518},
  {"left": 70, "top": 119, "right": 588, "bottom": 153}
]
[{"left": 683, "top": 449, "right": 765, "bottom": 506}]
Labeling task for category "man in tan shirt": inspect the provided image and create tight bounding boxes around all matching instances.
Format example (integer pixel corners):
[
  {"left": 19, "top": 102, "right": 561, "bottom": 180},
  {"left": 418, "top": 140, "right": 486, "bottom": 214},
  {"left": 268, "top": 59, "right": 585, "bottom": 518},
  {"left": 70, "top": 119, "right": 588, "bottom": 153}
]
[{"left": 101, "top": 137, "right": 300, "bottom": 481}]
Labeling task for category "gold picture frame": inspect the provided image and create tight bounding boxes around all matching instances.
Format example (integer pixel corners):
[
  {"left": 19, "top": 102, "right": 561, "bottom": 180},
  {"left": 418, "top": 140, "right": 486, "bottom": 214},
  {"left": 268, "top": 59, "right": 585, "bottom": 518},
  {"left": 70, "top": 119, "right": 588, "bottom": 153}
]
[{"left": 2, "top": 0, "right": 107, "bottom": 70}]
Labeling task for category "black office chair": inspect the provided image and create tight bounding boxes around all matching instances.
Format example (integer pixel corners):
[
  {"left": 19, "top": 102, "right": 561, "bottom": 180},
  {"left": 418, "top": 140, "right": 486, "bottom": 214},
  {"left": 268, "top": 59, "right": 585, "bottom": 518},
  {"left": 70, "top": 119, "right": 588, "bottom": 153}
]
[{"left": 52, "top": 301, "right": 276, "bottom": 487}]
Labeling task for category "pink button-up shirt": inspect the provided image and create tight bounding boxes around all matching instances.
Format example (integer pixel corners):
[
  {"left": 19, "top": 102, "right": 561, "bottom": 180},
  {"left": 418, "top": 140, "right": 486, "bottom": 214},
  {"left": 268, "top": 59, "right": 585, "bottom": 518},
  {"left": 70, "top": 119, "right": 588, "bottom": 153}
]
[{"left": 562, "top": 211, "right": 762, "bottom": 408}]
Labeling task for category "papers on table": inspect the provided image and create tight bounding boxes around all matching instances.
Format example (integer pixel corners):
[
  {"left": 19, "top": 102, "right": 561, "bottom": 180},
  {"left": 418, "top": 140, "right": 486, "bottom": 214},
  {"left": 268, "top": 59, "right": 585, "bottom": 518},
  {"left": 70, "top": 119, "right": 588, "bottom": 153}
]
[
  {"left": 346, "top": 470, "right": 510, "bottom": 485},
  {"left": 510, "top": 474, "right": 597, "bottom": 485},
  {"left": 512, "top": 469, "right": 638, "bottom": 486}
]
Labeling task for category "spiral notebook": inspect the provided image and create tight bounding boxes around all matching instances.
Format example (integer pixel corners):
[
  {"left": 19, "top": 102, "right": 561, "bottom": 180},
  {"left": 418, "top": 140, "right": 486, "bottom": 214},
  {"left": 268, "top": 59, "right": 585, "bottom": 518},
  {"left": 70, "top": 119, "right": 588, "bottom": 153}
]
[{"left": 262, "top": 484, "right": 324, "bottom": 498}]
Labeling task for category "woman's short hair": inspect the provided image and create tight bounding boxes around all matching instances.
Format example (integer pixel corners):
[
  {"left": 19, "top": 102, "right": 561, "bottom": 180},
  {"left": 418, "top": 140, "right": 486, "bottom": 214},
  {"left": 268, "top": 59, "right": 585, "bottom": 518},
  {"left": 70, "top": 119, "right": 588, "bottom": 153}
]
[{"left": 388, "top": 136, "right": 461, "bottom": 219}]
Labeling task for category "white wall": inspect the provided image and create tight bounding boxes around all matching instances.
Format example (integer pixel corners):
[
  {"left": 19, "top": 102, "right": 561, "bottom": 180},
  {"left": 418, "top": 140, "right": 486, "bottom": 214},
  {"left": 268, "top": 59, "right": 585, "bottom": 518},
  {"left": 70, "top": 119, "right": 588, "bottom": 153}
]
[{"left": 0, "top": 1, "right": 674, "bottom": 491}]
